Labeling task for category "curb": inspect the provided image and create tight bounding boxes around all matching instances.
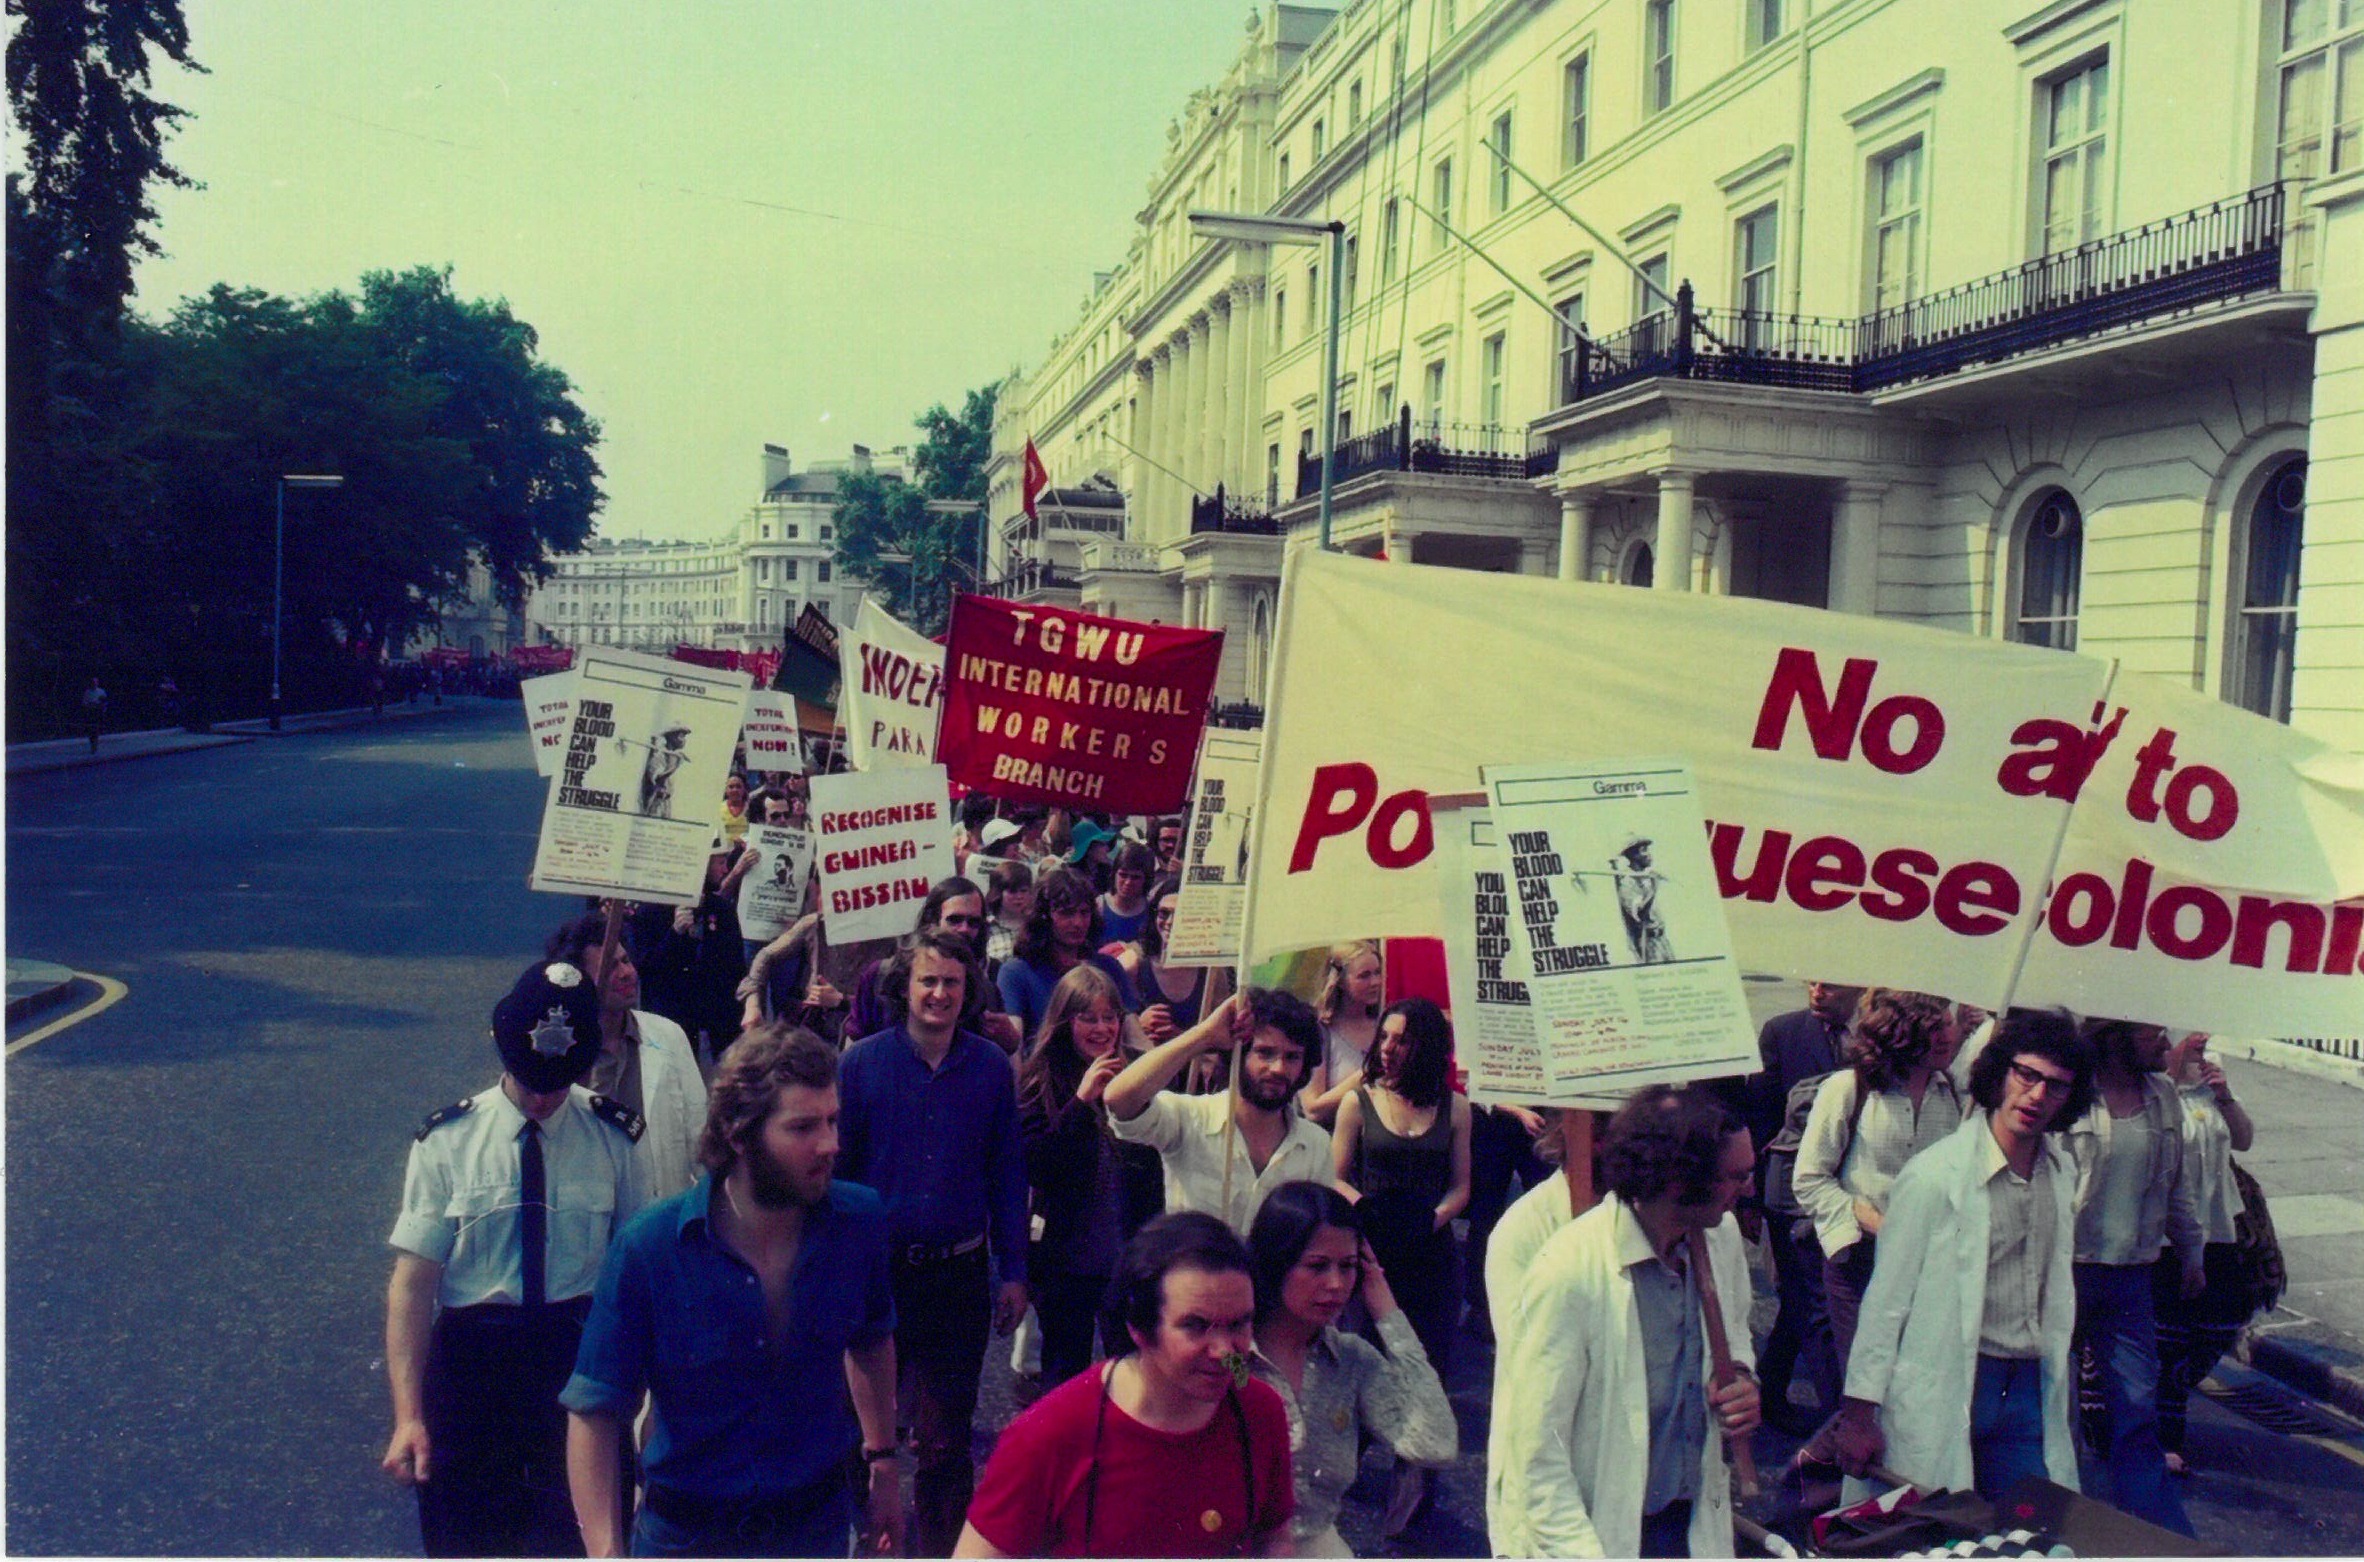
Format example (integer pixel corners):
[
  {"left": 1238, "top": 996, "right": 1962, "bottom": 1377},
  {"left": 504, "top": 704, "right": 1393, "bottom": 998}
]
[
  {"left": 2241, "top": 1326, "right": 2364, "bottom": 1424},
  {"left": 5, "top": 963, "right": 82, "bottom": 1025}
]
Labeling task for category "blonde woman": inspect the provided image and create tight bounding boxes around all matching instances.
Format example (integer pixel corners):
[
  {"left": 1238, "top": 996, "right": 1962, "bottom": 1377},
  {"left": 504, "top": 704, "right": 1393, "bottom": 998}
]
[{"left": 1301, "top": 941, "right": 1383, "bottom": 1125}]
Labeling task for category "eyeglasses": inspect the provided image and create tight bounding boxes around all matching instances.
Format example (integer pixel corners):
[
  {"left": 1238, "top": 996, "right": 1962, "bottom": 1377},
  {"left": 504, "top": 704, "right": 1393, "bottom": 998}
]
[{"left": 2007, "top": 1060, "right": 2076, "bottom": 1096}]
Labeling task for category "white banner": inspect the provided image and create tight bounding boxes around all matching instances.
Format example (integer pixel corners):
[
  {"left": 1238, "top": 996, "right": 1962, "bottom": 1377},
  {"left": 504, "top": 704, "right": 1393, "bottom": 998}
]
[
  {"left": 839, "top": 598, "right": 945, "bottom": 770},
  {"left": 809, "top": 764, "right": 956, "bottom": 944},
  {"left": 520, "top": 670, "right": 575, "bottom": 779},
  {"left": 1244, "top": 551, "right": 2364, "bottom": 1035},
  {"left": 530, "top": 646, "right": 752, "bottom": 905},
  {"left": 741, "top": 689, "right": 806, "bottom": 774},
  {"left": 1166, "top": 728, "right": 1263, "bottom": 968},
  {"left": 735, "top": 822, "right": 816, "bottom": 942},
  {"left": 1483, "top": 760, "right": 1759, "bottom": 1097}
]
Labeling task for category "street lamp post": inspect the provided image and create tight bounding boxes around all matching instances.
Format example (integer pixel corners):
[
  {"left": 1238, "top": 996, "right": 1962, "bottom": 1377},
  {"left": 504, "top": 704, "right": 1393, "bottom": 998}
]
[
  {"left": 271, "top": 473, "right": 343, "bottom": 731},
  {"left": 1187, "top": 210, "right": 1346, "bottom": 551}
]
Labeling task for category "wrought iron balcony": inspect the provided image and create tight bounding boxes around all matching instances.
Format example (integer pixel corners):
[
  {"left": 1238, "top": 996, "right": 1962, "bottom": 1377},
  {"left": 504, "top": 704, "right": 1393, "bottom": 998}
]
[
  {"left": 981, "top": 562, "right": 1082, "bottom": 598},
  {"left": 1293, "top": 411, "right": 1529, "bottom": 500},
  {"left": 1191, "top": 487, "right": 1281, "bottom": 536},
  {"left": 1555, "top": 183, "right": 2294, "bottom": 407}
]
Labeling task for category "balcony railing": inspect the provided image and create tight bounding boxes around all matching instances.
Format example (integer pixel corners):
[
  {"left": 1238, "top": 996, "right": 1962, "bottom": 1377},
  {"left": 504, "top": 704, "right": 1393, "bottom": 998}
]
[
  {"left": 1191, "top": 487, "right": 1281, "bottom": 536},
  {"left": 1293, "top": 412, "right": 1529, "bottom": 500},
  {"left": 982, "top": 562, "right": 1081, "bottom": 598},
  {"left": 1556, "top": 183, "right": 2294, "bottom": 407}
]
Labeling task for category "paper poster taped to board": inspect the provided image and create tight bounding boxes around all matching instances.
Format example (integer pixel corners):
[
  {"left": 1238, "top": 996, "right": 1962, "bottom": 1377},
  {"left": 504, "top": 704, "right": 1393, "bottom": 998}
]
[
  {"left": 1165, "top": 728, "right": 1262, "bottom": 968},
  {"left": 530, "top": 646, "right": 751, "bottom": 905},
  {"left": 1481, "top": 758, "right": 1759, "bottom": 1097},
  {"left": 736, "top": 822, "right": 817, "bottom": 942}
]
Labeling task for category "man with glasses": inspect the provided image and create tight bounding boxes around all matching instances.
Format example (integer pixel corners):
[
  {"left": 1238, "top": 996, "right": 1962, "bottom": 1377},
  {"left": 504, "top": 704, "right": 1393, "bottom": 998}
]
[{"left": 1830, "top": 1010, "right": 2099, "bottom": 1504}]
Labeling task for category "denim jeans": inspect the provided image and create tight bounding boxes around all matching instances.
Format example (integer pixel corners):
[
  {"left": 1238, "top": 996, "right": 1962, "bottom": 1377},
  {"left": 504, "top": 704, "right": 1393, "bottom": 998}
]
[
  {"left": 1970, "top": 1355, "right": 2051, "bottom": 1503},
  {"left": 1761, "top": 1220, "right": 1838, "bottom": 1421},
  {"left": 894, "top": 1248, "right": 993, "bottom": 1557},
  {"left": 2072, "top": 1261, "right": 2194, "bottom": 1536}
]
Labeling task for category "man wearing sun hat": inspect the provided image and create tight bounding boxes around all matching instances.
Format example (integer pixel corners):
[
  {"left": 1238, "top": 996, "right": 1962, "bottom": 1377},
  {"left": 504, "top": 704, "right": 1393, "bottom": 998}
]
[{"left": 380, "top": 961, "right": 650, "bottom": 1557}]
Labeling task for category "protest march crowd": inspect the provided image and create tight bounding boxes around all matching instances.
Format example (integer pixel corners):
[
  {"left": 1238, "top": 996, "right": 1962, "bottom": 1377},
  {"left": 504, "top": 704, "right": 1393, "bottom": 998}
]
[{"left": 383, "top": 746, "right": 2289, "bottom": 1559}]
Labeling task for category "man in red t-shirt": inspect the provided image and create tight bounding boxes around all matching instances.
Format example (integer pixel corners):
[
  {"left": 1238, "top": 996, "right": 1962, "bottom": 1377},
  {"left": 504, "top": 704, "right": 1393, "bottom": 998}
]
[{"left": 956, "top": 1213, "right": 1293, "bottom": 1558}]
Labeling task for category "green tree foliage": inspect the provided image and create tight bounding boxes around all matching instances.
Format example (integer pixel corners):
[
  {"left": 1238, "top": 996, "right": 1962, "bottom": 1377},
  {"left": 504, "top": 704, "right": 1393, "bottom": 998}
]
[
  {"left": 833, "top": 383, "right": 997, "bottom": 635},
  {"left": 4, "top": 269, "right": 604, "bottom": 737},
  {"left": 6, "top": 0, "right": 200, "bottom": 332}
]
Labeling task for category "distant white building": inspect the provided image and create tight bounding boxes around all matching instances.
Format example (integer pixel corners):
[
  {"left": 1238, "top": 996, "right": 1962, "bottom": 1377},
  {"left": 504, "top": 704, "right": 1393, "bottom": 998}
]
[
  {"left": 526, "top": 444, "right": 893, "bottom": 653},
  {"left": 991, "top": 0, "right": 2361, "bottom": 753}
]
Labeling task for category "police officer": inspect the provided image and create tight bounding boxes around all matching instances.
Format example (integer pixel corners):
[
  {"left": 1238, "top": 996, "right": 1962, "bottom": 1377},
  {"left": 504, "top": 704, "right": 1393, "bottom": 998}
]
[{"left": 382, "top": 961, "right": 648, "bottom": 1557}]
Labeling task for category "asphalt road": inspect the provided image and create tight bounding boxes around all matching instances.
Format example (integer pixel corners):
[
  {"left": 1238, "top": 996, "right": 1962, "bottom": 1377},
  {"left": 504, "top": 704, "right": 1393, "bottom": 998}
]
[{"left": 8, "top": 699, "right": 2364, "bottom": 1555}]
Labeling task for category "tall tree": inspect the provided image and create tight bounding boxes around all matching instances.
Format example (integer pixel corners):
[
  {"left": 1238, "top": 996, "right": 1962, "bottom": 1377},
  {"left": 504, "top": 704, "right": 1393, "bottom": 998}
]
[
  {"left": 833, "top": 383, "right": 998, "bottom": 634},
  {"left": 7, "top": 0, "right": 200, "bottom": 334}
]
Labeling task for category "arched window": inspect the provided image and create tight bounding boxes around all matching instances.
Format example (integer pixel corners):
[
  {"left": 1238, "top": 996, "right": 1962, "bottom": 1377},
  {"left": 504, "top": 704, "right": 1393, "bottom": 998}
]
[
  {"left": 2231, "top": 458, "right": 2305, "bottom": 722},
  {"left": 2013, "top": 489, "right": 2082, "bottom": 650},
  {"left": 1621, "top": 539, "right": 1655, "bottom": 588}
]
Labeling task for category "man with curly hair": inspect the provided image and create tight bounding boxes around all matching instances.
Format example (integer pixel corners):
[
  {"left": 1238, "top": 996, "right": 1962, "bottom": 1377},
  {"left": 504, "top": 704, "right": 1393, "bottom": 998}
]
[
  {"left": 561, "top": 1023, "right": 902, "bottom": 1558},
  {"left": 1829, "top": 1009, "right": 2097, "bottom": 1506},
  {"left": 1501, "top": 1086, "right": 1759, "bottom": 1558}
]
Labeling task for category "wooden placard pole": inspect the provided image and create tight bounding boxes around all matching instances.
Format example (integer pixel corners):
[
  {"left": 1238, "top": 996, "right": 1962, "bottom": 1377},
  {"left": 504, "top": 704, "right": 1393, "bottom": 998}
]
[
  {"left": 1560, "top": 1110, "right": 1598, "bottom": 1213},
  {"left": 1691, "top": 1225, "right": 1760, "bottom": 1498}
]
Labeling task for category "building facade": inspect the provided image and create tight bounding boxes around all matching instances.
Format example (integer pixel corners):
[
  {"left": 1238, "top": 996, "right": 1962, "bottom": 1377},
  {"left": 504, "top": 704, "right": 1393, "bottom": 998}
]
[
  {"left": 992, "top": 0, "right": 2360, "bottom": 754},
  {"left": 527, "top": 444, "right": 889, "bottom": 654}
]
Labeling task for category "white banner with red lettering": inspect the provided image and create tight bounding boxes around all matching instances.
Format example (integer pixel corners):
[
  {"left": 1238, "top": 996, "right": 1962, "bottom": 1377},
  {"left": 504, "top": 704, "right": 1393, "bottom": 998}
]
[
  {"left": 809, "top": 764, "right": 955, "bottom": 944},
  {"left": 838, "top": 598, "right": 944, "bottom": 771},
  {"left": 1242, "top": 551, "right": 2364, "bottom": 1036}
]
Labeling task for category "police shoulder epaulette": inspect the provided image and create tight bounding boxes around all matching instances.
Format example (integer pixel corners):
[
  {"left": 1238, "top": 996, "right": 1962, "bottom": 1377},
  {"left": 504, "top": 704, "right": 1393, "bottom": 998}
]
[
  {"left": 414, "top": 1098, "right": 475, "bottom": 1142},
  {"left": 589, "top": 1094, "right": 645, "bottom": 1143}
]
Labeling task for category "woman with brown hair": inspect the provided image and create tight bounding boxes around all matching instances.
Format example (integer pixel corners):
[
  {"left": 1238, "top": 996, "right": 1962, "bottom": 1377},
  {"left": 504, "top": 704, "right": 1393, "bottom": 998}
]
[
  {"left": 1015, "top": 964, "right": 1134, "bottom": 1388},
  {"left": 1792, "top": 987, "right": 1966, "bottom": 1364},
  {"left": 1331, "top": 995, "right": 1473, "bottom": 1535}
]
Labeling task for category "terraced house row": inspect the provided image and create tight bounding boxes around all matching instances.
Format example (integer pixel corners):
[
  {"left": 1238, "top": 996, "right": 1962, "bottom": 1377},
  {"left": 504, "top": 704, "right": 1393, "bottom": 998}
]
[{"left": 984, "top": 0, "right": 2362, "bottom": 754}]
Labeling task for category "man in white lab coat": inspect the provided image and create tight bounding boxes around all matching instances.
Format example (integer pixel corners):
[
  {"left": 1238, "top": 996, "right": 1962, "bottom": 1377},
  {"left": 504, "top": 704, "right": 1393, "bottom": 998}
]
[
  {"left": 1830, "top": 1009, "right": 2096, "bottom": 1502},
  {"left": 1502, "top": 1087, "right": 1759, "bottom": 1559}
]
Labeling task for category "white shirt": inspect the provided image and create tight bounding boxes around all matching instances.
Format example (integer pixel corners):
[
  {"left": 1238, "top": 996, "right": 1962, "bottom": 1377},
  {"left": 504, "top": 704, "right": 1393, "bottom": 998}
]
[
  {"left": 1484, "top": 1175, "right": 1576, "bottom": 1555},
  {"left": 389, "top": 1083, "right": 645, "bottom": 1308},
  {"left": 1794, "top": 1070, "right": 1965, "bottom": 1258},
  {"left": 1108, "top": 1090, "right": 1331, "bottom": 1235},
  {"left": 627, "top": 1009, "right": 709, "bottom": 1203},
  {"left": 1500, "top": 1198, "right": 1752, "bottom": 1559},
  {"left": 2175, "top": 1082, "right": 2245, "bottom": 1245}
]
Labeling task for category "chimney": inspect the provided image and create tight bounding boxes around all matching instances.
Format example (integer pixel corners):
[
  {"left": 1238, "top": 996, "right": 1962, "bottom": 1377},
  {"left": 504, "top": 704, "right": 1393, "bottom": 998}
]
[{"left": 761, "top": 443, "right": 793, "bottom": 495}]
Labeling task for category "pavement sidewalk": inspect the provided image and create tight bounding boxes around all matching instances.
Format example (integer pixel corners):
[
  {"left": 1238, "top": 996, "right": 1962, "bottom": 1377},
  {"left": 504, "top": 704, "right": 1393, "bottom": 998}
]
[{"left": 5, "top": 699, "right": 460, "bottom": 776}]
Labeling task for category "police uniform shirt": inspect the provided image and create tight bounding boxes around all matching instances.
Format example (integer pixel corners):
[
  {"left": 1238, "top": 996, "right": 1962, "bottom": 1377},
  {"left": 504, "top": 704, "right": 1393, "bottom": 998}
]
[{"left": 390, "top": 1084, "right": 647, "bottom": 1309}]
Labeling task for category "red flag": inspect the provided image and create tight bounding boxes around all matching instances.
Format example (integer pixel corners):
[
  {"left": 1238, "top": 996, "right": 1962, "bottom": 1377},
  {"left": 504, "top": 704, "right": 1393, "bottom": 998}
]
[{"left": 1021, "top": 439, "right": 1049, "bottom": 522}]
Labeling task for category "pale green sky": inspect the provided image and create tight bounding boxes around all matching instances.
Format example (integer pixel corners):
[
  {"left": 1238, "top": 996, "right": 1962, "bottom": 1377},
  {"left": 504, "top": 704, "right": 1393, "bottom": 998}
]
[{"left": 129, "top": 3, "right": 1268, "bottom": 540}]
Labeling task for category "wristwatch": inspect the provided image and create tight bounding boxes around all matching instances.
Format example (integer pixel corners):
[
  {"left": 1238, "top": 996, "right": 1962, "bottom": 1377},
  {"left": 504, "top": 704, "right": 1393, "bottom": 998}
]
[{"left": 861, "top": 1444, "right": 899, "bottom": 1465}]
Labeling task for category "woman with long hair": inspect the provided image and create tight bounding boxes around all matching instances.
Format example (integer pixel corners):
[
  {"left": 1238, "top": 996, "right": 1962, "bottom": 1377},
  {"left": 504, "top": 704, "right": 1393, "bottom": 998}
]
[
  {"left": 1245, "top": 1181, "right": 1456, "bottom": 1556},
  {"left": 996, "top": 866, "right": 1136, "bottom": 1038},
  {"left": 2061, "top": 1017, "right": 2204, "bottom": 1535},
  {"left": 1016, "top": 964, "right": 1136, "bottom": 1389},
  {"left": 1792, "top": 988, "right": 1966, "bottom": 1365},
  {"left": 1331, "top": 996, "right": 1472, "bottom": 1534},
  {"left": 2150, "top": 1032, "right": 2260, "bottom": 1475},
  {"left": 1302, "top": 941, "right": 1384, "bottom": 1125}
]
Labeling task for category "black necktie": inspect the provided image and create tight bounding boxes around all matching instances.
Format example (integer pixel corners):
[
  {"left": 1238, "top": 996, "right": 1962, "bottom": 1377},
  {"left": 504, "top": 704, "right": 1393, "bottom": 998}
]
[{"left": 519, "top": 1120, "right": 547, "bottom": 1308}]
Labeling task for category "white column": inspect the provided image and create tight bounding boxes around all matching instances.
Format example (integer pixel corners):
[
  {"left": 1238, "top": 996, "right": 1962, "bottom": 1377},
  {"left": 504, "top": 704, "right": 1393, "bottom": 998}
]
[
  {"left": 2296, "top": 173, "right": 2364, "bottom": 748},
  {"left": 1165, "top": 333, "right": 1191, "bottom": 533},
  {"left": 1654, "top": 471, "right": 1695, "bottom": 592},
  {"left": 1129, "top": 362, "right": 1156, "bottom": 543},
  {"left": 1557, "top": 492, "right": 1595, "bottom": 582},
  {"left": 1186, "top": 313, "right": 1213, "bottom": 501},
  {"left": 1386, "top": 523, "right": 1417, "bottom": 564},
  {"left": 1231, "top": 281, "right": 1267, "bottom": 505},
  {"left": 1828, "top": 481, "right": 1886, "bottom": 616},
  {"left": 1206, "top": 299, "right": 1233, "bottom": 501},
  {"left": 1153, "top": 343, "right": 1180, "bottom": 539}
]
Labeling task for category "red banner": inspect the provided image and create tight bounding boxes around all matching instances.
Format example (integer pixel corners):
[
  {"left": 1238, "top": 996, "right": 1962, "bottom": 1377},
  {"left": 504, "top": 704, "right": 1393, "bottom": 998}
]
[{"left": 939, "top": 594, "right": 1222, "bottom": 815}]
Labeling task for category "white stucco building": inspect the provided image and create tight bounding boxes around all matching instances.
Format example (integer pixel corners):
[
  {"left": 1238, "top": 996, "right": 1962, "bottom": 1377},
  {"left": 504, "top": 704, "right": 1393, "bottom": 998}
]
[
  {"left": 526, "top": 444, "right": 891, "bottom": 654},
  {"left": 990, "top": 0, "right": 2360, "bottom": 754}
]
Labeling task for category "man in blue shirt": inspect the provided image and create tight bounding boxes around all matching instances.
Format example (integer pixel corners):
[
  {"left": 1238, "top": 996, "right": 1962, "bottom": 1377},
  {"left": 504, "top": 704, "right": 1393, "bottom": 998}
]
[
  {"left": 562, "top": 1025, "right": 901, "bottom": 1558},
  {"left": 837, "top": 929, "right": 1031, "bottom": 1557}
]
